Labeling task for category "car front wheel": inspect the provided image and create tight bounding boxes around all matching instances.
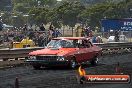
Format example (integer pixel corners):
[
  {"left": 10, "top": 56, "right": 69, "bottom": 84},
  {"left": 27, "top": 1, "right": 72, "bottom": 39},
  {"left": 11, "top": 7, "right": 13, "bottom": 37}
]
[
  {"left": 70, "top": 59, "right": 78, "bottom": 69},
  {"left": 90, "top": 56, "right": 99, "bottom": 66}
]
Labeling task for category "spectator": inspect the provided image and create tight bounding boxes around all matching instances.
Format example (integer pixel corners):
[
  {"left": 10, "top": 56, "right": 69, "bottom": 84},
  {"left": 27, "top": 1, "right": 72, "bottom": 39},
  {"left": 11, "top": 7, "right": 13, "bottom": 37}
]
[
  {"left": 49, "top": 24, "right": 54, "bottom": 37},
  {"left": 28, "top": 25, "right": 33, "bottom": 31},
  {"left": 22, "top": 24, "right": 28, "bottom": 31},
  {"left": 38, "top": 34, "right": 45, "bottom": 47},
  {"left": 81, "top": 28, "right": 85, "bottom": 37},
  {"left": 39, "top": 23, "right": 45, "bottom": 31},
  {"left": 0, "top": 21, "right": 3, "bottom": 31},
  {"left": 81, "top": 26, "right": 91, "bottom": 37},
  {"left": 49, "top": 24, "right": 54, "bottom": 31},
  {"left": 92, "top": 36, "right": 97, "bottom": 43},
  {"left": 52, "top": 28, "right": 62, "bottom": 38},
  {"left": 96, "top": 36, "right": 103, "bottom": 43},
  {"left": 85, "top": 26, "right": 90, "bottom": 36},
  {"left": 89, "top": 30, "right": 93, "bottom": 37},
  {"left": 115, "top": 30, "right": 119, "bottom": 42}
]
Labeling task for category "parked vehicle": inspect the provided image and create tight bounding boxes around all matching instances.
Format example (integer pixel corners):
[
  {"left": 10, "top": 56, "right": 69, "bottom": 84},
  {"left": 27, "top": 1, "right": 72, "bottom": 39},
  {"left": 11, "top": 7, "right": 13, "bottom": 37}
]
[
  {"left": 25, "top": 37, "right": 102, "bottom": 69},
  {"left": 107, "top": 35, "right": 128, "bottom": 42},
  {"left": 13, "top": 37, "right": 35, "bottom": 48}
]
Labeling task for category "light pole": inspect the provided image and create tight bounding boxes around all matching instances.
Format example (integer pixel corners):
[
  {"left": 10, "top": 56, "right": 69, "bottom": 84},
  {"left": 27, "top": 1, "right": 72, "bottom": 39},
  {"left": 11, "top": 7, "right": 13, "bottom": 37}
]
[
  {"left": 12, "top": 15, "right": 18, "bottom": 27},
  {"left": 23, "top": 14, "right": 29, "bottom": 25}
]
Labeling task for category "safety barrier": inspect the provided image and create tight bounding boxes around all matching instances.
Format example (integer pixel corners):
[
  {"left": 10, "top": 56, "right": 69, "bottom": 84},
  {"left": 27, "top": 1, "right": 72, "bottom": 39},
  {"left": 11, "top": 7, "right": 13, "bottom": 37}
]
[
  {"left": 0, "top": 47, "right": 44, "bottom": 61},
  {"left": 94, "top": 42, "right": 132, "bottom": 49},
  {"left": 0, "top": 42, "right": 132, "bottom": 61},
  {"left": 94, "top": 42, "right": 132, "bottom": 55}
]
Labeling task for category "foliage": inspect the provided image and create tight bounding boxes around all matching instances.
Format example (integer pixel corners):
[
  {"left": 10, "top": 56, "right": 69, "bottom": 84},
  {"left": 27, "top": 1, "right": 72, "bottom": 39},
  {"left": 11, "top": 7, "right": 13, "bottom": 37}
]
[
  {"left": 1, "top": 0, "right": 132, "bottom": 31},
  {"left": 78, "top": 0, "right": 132, "bottom": 30},
  {"left": 54, "top": 1, "right": 85, "bottom": 27},
  {"left": 29, "top": 7, "right": 49, "bottom": 24}
]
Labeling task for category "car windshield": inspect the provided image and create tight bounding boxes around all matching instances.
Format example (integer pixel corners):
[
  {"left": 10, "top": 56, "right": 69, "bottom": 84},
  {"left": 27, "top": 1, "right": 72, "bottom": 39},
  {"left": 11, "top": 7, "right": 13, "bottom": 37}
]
[{"left": 46, "top": 39, "right": 77, "bottom": 48}]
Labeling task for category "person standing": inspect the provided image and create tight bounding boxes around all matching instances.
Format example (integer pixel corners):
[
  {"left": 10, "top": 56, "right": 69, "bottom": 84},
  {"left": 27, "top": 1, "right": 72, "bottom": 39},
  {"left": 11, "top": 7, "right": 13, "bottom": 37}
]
[
  {"left": 115, "top": 30, "right": 119, "bottom": 42},
  {"left": 39, "top": 23, "right": 45, "bottom": 31},
  {"left": 49, "top": 24, "right": 54, "bottom": 38},
  {"left": 22, "top": 24, "right": 28, "bottom": 32},
  {"left": 0, "top": 21, "right": 3, "bottom": 31}
]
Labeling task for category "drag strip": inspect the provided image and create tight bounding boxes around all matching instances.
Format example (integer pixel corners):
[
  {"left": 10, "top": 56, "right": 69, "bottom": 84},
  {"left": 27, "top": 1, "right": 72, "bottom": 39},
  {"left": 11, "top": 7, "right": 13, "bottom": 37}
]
[{"left": 0, "top": 53, "right": 132, "bottom": 88}]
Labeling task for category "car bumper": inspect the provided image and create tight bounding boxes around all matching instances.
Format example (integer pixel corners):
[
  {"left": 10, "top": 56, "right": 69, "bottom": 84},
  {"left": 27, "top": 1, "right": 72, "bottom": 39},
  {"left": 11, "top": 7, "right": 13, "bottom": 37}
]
[{"left": 25, "top": 60, "right": 69, "bottom": 67}]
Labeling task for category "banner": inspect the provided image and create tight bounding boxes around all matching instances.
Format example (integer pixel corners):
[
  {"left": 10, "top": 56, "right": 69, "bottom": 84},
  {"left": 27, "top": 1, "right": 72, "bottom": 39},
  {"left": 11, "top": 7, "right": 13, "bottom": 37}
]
[{"left": 101, "top": 19, "right": 132, "bottom": 32}]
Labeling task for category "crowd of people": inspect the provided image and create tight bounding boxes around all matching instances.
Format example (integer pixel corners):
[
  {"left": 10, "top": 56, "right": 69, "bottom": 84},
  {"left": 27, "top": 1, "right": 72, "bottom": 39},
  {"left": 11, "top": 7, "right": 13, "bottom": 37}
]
[
  {"left": 81, "top": 26, "right": 103, "bottom": 43},
  {"left": 0, "top": 23, "right": 104, "bottom": 48},
  {"left": 0, "top": 23, "right": 62, "bottom": 47}
]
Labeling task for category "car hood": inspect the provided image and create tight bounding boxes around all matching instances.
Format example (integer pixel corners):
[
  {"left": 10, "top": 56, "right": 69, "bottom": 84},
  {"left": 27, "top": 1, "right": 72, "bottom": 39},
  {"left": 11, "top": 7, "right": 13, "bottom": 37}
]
[{"left": 29, "top": 48, "right": 78, "bottom": 56}]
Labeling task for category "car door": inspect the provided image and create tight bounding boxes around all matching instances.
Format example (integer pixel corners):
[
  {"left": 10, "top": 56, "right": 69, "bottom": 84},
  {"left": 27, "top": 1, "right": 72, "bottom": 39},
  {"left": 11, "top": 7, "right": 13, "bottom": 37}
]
[
  {"left": 84, "top": 41, "right": 94, "bottom": 61},
  {"left": 78, "top": 47, "right": 87, "bottom": 62},
  {"left": 74, "top": 40, "right": 86, "bottom": 63}
]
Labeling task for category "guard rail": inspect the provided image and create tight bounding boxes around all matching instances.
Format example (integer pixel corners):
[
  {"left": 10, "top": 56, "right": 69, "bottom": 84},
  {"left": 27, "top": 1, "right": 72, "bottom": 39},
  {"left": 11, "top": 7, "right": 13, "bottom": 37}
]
[
  {"left": 0, "top": 42, "right": 132, "bottom": 61},
  {"left": 0, "top": 47, "right": 44, "bottom": 61}
]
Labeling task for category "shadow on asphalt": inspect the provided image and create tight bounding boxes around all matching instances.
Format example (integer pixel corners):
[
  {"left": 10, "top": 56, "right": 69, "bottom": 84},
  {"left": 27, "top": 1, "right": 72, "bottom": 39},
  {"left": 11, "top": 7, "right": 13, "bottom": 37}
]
[{"left": 33, "top": 63, "right": 105, "bottom": 71}]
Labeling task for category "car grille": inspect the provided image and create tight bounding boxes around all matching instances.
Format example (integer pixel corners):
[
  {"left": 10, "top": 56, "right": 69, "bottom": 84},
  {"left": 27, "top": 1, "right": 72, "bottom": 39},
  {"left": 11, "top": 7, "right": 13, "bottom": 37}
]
[{"left": 36, "top": 56, "right": 58, "bottom": 61}]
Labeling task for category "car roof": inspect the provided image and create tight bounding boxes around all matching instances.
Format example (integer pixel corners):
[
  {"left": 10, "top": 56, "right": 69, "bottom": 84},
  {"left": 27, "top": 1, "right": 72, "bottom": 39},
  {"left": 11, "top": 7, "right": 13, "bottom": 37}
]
[{"left": 53, "top": 37, "right": 91, "bottom": 40}]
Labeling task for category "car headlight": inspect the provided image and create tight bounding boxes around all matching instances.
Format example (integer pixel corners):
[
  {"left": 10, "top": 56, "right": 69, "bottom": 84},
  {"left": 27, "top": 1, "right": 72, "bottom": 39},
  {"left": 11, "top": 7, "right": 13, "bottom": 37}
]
[
  {"left": 57, "top": 56, "right": 65, "bottom": 61},
  {"left": 29, "top": 56, "right": 36, "bottom": 60}
]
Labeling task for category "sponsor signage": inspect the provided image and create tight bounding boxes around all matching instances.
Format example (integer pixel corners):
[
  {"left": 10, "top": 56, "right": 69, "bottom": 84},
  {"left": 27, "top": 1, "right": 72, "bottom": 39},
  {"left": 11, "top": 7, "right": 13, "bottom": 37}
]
[
  {"left": 101, "top": 19, "right": 132, "bottom": 32},
  {"left": 84, "top": 75, "right": 130, "bottom": 83}
]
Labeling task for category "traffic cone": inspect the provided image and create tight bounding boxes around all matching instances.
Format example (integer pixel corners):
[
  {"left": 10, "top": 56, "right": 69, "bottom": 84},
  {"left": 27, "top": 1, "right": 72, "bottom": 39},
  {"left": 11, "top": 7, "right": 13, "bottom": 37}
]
[
  {"left": 115, "top": 62, "right": 122, "bottom": 74},
  {"left": 15, "top": 77, "right": 19, "bottom": 88}
]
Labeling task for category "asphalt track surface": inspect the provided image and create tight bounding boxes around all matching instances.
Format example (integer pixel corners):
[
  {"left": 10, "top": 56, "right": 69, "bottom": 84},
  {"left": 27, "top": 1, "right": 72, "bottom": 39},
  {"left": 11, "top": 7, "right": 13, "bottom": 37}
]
[{"left": 0, "top": 53, "right": 132, "bottom": 88}]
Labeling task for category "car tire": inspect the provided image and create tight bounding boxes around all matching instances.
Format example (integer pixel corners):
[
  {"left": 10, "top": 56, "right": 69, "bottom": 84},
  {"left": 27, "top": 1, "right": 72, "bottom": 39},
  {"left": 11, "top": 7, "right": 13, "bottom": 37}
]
[
  {"left": 90, "top": 56, "right": 98, "bottom": 66},
  {"left": 70, "top": 59, "right": 78, "bottom": 69},
  {"left": 33, "top": 65, "right": 41, "bottom": 70}
]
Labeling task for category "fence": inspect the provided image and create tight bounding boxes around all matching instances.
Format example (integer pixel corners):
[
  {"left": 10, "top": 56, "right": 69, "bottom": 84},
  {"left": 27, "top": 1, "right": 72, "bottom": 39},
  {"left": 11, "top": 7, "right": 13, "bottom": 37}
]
[
  {"left": 0, "top": 27, "right": 132, "bottom": 49},
  {"left": 0, "top": 42, "right": 131, "bottom": 62}
]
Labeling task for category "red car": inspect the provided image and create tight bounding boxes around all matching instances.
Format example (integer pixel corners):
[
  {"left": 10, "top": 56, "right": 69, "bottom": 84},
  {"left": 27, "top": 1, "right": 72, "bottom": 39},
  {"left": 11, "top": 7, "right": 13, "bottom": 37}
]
[{"left": 26, "top": 37, "right": 102, "bottom": 69}]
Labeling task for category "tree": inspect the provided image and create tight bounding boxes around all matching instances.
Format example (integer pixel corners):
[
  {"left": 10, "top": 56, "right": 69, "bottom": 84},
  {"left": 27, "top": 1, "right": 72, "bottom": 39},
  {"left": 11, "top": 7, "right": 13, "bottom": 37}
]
[
  {"left": 6, "top": 0, "right": 132, "bottom": 30},
  {"left": 54, "top": 1, "right": 85, "bottom": 27},
  {"left": 29, "top": 7, "right": 49, "bottom": 24},
  {"left": 78, "top": 3, "right": 112, "bottom": 29}
]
